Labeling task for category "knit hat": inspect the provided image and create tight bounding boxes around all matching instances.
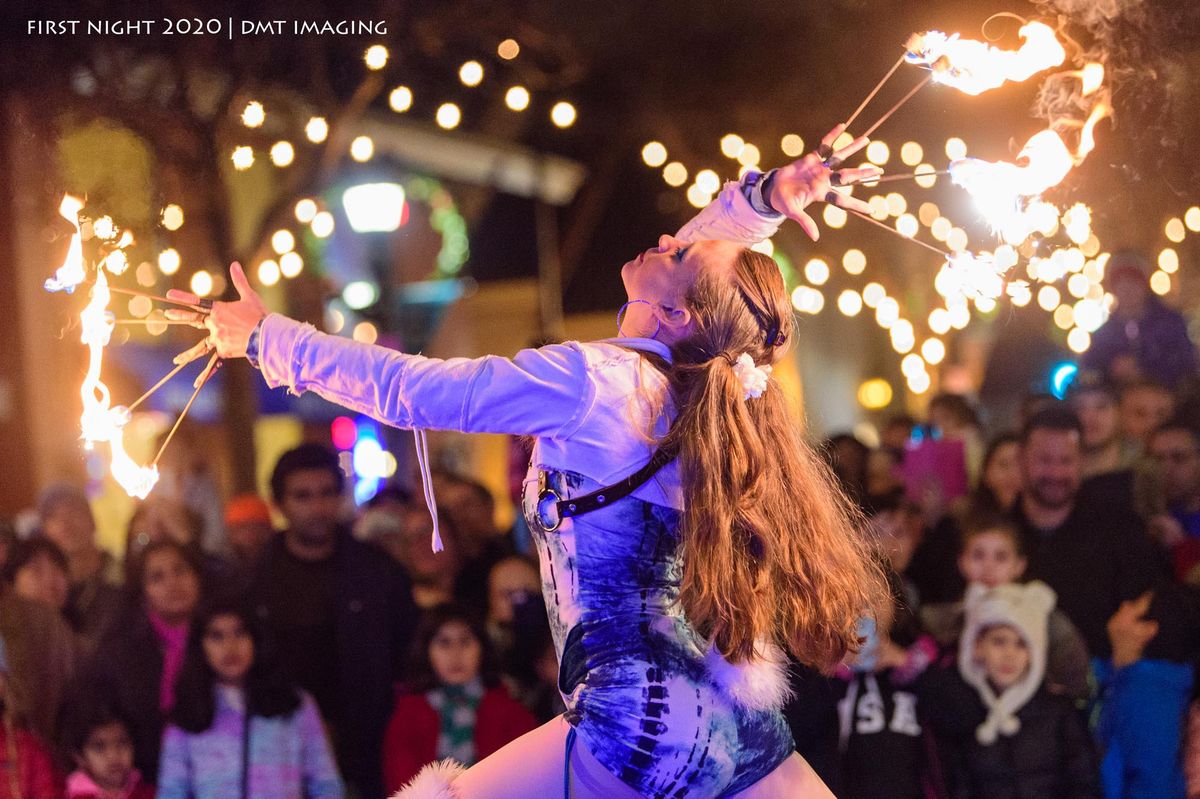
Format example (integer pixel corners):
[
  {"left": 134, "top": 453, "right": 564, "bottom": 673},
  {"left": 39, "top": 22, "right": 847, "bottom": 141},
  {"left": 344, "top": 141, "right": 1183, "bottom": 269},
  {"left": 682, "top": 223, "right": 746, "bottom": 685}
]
[{"left": 958, "top": 581, "right": 1056, "bottom": 744}]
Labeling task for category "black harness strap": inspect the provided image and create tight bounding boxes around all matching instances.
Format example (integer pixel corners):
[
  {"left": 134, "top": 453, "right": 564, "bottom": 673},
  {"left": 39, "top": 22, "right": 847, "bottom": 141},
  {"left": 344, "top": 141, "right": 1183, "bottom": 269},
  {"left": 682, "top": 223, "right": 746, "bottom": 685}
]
[{"left": 538, "top": 446, "right": 675, "bottom": 531}]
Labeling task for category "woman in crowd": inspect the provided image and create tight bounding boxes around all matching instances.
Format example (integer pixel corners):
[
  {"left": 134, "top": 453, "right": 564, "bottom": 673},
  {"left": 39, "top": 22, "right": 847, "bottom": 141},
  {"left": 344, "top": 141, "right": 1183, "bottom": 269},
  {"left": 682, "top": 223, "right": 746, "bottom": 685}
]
[
  {"left": 156, "top": 594, "right": 342, "bottom": 799},
  {"left": 87, "top": 540, "right": 201, "bottom": 783},
  {"left": 383, "top": 604, "right": 536, "bottom": 794}
]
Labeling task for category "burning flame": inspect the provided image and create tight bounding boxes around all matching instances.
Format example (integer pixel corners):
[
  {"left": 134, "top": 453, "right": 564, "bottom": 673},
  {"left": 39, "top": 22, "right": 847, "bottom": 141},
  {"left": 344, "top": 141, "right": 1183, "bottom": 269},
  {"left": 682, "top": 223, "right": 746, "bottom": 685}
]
[
  {"left": 43, "top": 195, "right": 87, "bottom": 293},
  {"left": 949, "top": 130, "right": 1075, "bottom": 244},
  {"left": 46, "top": 195, "right": 159, "bottom": 498},
  {"left": 906, "top": 22, "right": 1066, "bottom": 96}
]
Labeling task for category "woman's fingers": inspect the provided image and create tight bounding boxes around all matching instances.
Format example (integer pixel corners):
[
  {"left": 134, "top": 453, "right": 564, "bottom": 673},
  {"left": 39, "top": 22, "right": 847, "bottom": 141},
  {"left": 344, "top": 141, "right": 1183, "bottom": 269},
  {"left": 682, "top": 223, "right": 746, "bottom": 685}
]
[
  {"left": 830, "top": 134, "right": 871, "bottom": 165},
  {"left": 792, "top": 208, "right": 820, "bottom": 241},
  {"left": 166, "top": 288, "right": 202, "bottom": 307},
  {"left": 172, "top": 338, "right": 213, "bottom": 366},
  {"left": 815, "top": 123, "right": 847, "bottom": 160},
  {"left": 833, "top": 165, "right": 885, "bottom": 187},
  {"left": 825, "top": 189, "right": 872, "bottom": 215},
  {"left": 164, "top": 308, "right": 206, "bottom": 324}
]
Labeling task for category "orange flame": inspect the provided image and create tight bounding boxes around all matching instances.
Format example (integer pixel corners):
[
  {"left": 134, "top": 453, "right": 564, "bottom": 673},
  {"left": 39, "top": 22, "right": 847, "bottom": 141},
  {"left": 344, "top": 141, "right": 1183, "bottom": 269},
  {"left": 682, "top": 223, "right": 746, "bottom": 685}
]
[
  {"left": 43, "top": 195, "right": 87, "bottom": 293},
  {"left": 906, "top": 22, "right": 1066, "bottom": 96}
]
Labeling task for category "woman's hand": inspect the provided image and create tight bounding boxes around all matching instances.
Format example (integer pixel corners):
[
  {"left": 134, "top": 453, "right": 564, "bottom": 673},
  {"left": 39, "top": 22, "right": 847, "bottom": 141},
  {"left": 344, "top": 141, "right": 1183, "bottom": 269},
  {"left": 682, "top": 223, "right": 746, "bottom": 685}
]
[
  {"left": 1107, "top": 591, "right": 1158, "bottom": 669},
  {"left": 165, "top": 262, "right": 267, "bottom": 361},
  {"left": 767, "top": 123, "right": 881, "bottom": 241}
]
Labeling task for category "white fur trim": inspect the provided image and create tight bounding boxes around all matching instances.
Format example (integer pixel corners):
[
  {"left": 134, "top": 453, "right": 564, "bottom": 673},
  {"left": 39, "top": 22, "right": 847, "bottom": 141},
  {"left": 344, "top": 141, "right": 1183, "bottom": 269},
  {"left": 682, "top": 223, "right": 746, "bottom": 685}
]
[
  {"left": 391, "top": 759, "right": 466, "bottom": 799},
  {"left": 704, "top": 640, "right": 794, "bottom": 711}
]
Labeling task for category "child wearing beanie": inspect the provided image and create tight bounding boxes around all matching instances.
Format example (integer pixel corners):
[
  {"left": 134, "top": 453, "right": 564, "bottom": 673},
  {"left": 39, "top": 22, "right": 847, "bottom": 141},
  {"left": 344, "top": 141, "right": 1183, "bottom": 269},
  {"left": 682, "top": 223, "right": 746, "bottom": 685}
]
[{"left": 926, "top": 581, "right": 1101, "bottom": 798}]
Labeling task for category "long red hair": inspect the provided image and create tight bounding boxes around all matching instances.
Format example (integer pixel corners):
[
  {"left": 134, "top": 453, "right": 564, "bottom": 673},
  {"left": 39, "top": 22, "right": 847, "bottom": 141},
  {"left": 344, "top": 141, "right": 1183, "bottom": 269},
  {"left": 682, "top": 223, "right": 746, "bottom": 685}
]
[{"left": 661, "top": 248, "right": 888, "bottom": 670}]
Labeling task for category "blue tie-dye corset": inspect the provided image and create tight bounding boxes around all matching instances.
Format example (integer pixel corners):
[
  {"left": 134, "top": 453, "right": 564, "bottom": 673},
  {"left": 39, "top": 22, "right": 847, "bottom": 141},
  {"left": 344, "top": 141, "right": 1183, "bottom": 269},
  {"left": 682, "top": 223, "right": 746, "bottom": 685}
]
[{"left": 523, "top": 466, "right": 793, "bottom": 798}]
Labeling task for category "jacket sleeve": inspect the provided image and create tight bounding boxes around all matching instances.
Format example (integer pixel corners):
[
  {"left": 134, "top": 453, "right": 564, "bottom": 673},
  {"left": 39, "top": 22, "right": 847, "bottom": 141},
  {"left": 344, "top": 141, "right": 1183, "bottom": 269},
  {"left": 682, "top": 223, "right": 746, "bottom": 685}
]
[
  {"left": 674, "top": 178, "right": 786, "bottom": 246},
  {"left": 154, "top": 726, "right": 190, "bottom": 799},
  {"left": 298, "top": 693, "right": 345, "bottom": 799},
  {"left": 257, "top": 314, "right": 596, "bottom": 437}
]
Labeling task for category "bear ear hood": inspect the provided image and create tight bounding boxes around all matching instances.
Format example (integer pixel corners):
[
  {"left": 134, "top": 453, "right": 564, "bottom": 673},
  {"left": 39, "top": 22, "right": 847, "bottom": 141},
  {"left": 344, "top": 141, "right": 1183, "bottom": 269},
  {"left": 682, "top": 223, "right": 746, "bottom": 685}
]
[{"left": 958, "top": 581, "right": 1057, "bottom": 745}]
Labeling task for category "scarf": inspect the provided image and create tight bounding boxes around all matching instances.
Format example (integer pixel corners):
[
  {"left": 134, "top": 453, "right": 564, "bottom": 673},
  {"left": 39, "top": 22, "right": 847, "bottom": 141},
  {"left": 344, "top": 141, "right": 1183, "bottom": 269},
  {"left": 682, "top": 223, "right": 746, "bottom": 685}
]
[
  {"left": 427, "top": 677, "right": 484, "bottom": 765},
  {"left": 147, "top": 610, "right": 189, "bottom": 712}
]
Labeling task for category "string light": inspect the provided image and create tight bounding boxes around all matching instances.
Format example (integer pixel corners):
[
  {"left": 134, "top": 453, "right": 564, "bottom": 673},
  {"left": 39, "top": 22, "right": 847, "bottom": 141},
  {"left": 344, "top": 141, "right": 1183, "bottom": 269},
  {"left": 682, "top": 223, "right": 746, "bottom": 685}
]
[
  {"left": 270, "top": 141, "right": 295, "bottom": 167},
  {"left": 720, "top": 134, "right": 745, "bottom": 159},
  {"left": 280, "top": 251, "right": 304, "bottom": 278},
  {"left": 694, "top": 169, "right": 720, "bottom": 195},
  {"left": 642, "top": 142, "right": 668, "bottom": 168},
  {"left": 550, "top": 101, "right": 577, "bottom": 128},
  {"left": 1150, "top": 270, "right": 1172, "bottom": 295},
  {"left": 1037, "top": 285, "right": 1061, "bottom": 311},
  {"left": 842, "top": 249, "right": 867, "bottom": 275},
  {"left": 190, "top": 270, "right": 213, "bottom": 297},
  {"left": 497, "top": 39, "right": 520, "bottom": 60},
  {"left": 1165, "top": 217, "right": 1186, "bottom": 243},
  {"left": 158, "top": 248, "right": 181, "bottom": 275},
  {"left": 885, "top": 193, "right": 907, "bottom": 217},
  {"left": 1159, "top": 248, "right": 1179, "bottom": 273},
  {"left": 858, "top": 378, "right": 893, "bottom": 409},
  {"left": 823, "top": 205, "right": 848, "bottom": 228},
  {"left": 663, "top": 162, "right": 688, "bottom": 187},
  {"left": 914, "top": 163, "right": 938, "bottom": 188},
  {"left": 258, "top": 260, "right": 281, "bottom": 286},
  {"left": 804, "top": 258, "right": 830, "bottom": 286},
  {"left": 921, "top": 338, "right": 946, "bottom": 364},
  {"left": 918, "top": 202, "right": 940, "bottom": 227},
  {"left": 295, "top": 199, "right": 318, "bottom": 224},
  {"left": 875, "top": 297, "right": 900, "bottom": 328},
  {"left": 685, "top": 185, "right": 712, "bottom": 208},
  {"left": 945, "top": 137, "right": 967, "bottom": 160},
  {"left": 389, "top": 86, "right": 413, "bottom": 113},
  {"left": 459, "top": 60, "right": 484, "bottom": 87},
  {"left": 350, "top": 136, "right": 374, "bottom": 161},
  {"left": 737, "top": 144, "right": 761, "bottom": 168},
  {"left": 231, "top": 146, "right": 254, "bottom": 170},
  {"left": 241, "top": 101, "right": 265, "bottom": 128},
  {"left": 862, "top": 283, "right": 886, "bottom": 308},
  {"left": 505, "top": 86, "right": 530, "bottom": 111},
  {"left": 1067, "top": 328, "right": 1091, "bottom": 353},
  {"left": 1186, "top": 206, "right": 1200, "bottom": 232},
  {"left": 364, "top": 45, "right": 389, "bottom": 71},
  {"left": 866, "top": 141, "right": 890, "bottom": 165},
  {"left": 161, "top": 205, "right": 184, "bottom": 231},
  {"left": 837, "top": 290, "right": 863, "bottom": 316},
  {"left": 271, "top": 230, "right": 295, "bottom": 255},
  {"left": 781, "top": 134, "right": 805, "bottom": 157},
  {"left": 900, "top": 142, "right": 924, "bottom": 166},
  {"left": 896, "top": 214, "right": 918, "bottom": 238},
  {"left": 928, "top": 308, "right": 951, "bottom": 335},
  {"left": 353, "top": 321, "right": 379, "bottom": 344},
  {"left": 305, "top": 117, "right": 329, "bottom": 143},
  {"left": 436, "top": 104, "right": 462, "bottom": 130},
  {"left": 311, "top": 211, "right": 334, "bottom": 238}
]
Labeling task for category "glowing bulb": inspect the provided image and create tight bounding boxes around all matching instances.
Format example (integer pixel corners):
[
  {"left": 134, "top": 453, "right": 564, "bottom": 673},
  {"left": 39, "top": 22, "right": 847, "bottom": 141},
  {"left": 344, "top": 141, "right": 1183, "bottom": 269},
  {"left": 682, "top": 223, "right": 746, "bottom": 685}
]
[
  {"left": 929, "top": 308, "right": 951, "bottom": 335},
  {"left": 804, "top": 258, "right": 830, "bottom": 285},
  {"left": 270, "top": 141, "right": 295, "bottom": 167},
  {"left": 642, "top": 142, "right": 667, "bottom": 167},
  {"left": 353, "top": 322, "right": 379, "bottom": 344},
  {"left": 231, "top": 146, "right": 254, "bottom": 170},
  {"left": 863, "top": 283, "right": 886, "bottom": 308},
  {"left": 907, "top": 371, "right": 932, "bottom": 394},
  {"left": 505, "top": 86, "right": 530, "bottom": 111},
  {"left": 837, "top": 290, "right": 863, "bottom": 316},
  {"left": 550, "top": 101, "right": 577, "bottom": 128},
  {"left": 350, "top": 136, "right": 374, "bottom": 161},
  {"left": 1037, "top": 285, "right": 1061, "bottom": 311},
  {"left": 190, "top": 270, "right": 213, "bottom": 297},
  {"left": 945, "top": 137, "right": 967, "bottom": 160},
  {"left": 842, "top": 249, "right": 867, "bottom": 275},
  {"left": 921, "top": 338, "right": 946, "bottom": 364},
  {"left": 868, "top": 195, "right": 889, "bottom": 220},
  {"left": 930, "top": 217, "right": 952, "bottom": 241},
  {"left": 896, "top": 214, "right": 919, "bottom": 238},
  {"left": 737, "top": 144, "right": 761, "bottom": 168},
  {"left": 161, "top": 204, "right": 184, "bottom": 231},
  {"left": 901, "top": 353, "right": 926, "bottom": 378},
  {"left": 720, "top": 134, "right": 745, "bottom": 159},
  {"left": 694, "top": 169, "right": 720, "bottom": 195},
  {"left": 875, "top": 297, "right": 900, "bottom": 328},
  {"left": 459, "top": 60, "right": 484, "bottom": 87},
  {"left": 295, "top": 199, "right": 318, "bottom": 224},
  {"left": 271, "top": 230, "right": 295, "bottom": 255},
  {"left": 1186, "top": 206, "right": 1200, "bottom": 232},
  {"left": 781, "top": 134, "right": 805, "bottom": 157},
  {"left": 1053, "top": 304, "right": 1075, "bottom": 330},
  {"left": 900, "top": 142, "right": 924, "bottom": 166},
  {"left": 1067, "top": 273, "right": 1090, "bottom": 298},
  {"left": 389, "top": 86, "right": 413, "bottom": 112},
  {"left": 914, "top": 164, "right": 938, "bottom": 188},
  {"left": 280, "top": 251, "right": 303, "bottom": 278},
  {"left": 311, "top": 211, "right": 334, "bottom": 238},
  {"left": 305, "top": 117, "right": 329, "bottom": 143},
  {"left": 686, "top": 185, "right": 712, "bottom": 209},
  {"left": 886, "top": 193, "right": 907, "bottom": 217},
  {"left": 663, "top": 162, "right": 688, "bottom": 187},
  {"left": 1150, "top": 270, "right": 1172, "bottom": 296},
  {"left": 823, "top": 205, "right": 848, "bottom": 228},
  {"left": 858, "top": 379, "right": 893, "bottom": 410},
  {"left": 257, "top": 260, "right": 280, "bottom": 286},
  {"left": 1067, "top": 328, "right": 1091, "bottom": 353},
  {"left": 436, "top": 103, "right": 462, "bottom": 130},
  {"left": 1165, "top": 217, "right": 1186, "bottom": 243},
  {"left": 241, "top": 101, "right": 265, "bottom": 128},
  {"left": 918, "top": 202, "right": 940, "bottom": 227},
  {"left": 866, "top": 141, "right": 890, "bottom": 165},
  {"left": 1159, "top": 248, "right": 1179, "bottom": 274},
  {"left": 498, "top": 39, "right": 520, "bottom": 60},
  {"left": 946, "top": 228, "right": 968, "bottom": 252},
  {"left": 158, "top": 248, "right": 181, "bottom": 275},
  {"left": 364, "top": 45, "right": 389, "bottom": 70}
]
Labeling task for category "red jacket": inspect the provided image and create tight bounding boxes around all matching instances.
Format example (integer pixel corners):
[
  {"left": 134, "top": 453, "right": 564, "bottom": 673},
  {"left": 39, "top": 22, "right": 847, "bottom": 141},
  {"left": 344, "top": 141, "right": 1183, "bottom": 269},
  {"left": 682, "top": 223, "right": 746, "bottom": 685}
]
[
  {"left": 0, "top": 725, "right": 61, "bottom": 799},
  {"left": 382, "top": 685, "right": 537, "bottom": 793}
]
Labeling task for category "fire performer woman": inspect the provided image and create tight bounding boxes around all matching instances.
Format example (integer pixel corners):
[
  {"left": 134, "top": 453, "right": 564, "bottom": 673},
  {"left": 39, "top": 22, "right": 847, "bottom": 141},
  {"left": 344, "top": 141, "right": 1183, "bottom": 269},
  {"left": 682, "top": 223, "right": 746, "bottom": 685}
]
[{"left": 171, "top": 124, "right": 889, "bottom": 798}]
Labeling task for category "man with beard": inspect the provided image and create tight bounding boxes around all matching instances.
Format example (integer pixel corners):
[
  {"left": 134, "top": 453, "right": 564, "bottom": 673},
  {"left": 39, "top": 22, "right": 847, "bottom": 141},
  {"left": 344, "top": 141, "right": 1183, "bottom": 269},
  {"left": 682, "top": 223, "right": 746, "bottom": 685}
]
[
  {"left": 1011, "top": 407, "right": 1166, "bottom": 657},
  {"left": 250, "top": 443, "right": 416, "bottom": 798}
]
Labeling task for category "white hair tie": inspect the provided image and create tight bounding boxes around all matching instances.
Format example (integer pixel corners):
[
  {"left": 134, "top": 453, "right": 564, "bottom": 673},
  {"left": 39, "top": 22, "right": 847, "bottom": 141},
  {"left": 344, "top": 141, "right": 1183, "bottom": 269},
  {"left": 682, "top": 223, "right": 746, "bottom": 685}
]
[{"left": 730, "top": 352, "right": 772, "bottom": 400}]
